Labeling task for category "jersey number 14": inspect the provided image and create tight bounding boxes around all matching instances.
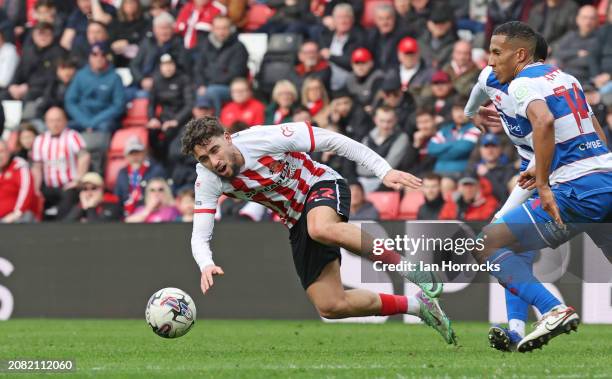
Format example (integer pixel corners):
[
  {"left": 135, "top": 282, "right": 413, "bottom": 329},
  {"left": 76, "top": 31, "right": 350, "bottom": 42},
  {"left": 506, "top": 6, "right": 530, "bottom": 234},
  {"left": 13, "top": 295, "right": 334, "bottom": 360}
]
[{"left": 553, "top": 83, "right": 589, "bottom": 134}]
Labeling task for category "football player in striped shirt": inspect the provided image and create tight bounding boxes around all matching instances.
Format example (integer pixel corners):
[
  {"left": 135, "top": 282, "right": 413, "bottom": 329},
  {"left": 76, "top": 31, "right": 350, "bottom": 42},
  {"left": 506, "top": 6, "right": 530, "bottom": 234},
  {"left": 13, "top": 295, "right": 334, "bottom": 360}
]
[{"left": 182, "top": 116, "right": 456, "bottom": 344}]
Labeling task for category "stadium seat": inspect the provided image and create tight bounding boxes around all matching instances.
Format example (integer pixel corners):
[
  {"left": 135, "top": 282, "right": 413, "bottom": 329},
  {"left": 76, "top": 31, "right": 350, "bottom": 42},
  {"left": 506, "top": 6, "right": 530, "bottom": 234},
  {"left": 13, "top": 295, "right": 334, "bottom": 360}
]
[
  {"left": 255, "top": 59, "right": 295, "bottom": 98},
  {"left": 122, "top": 98, "right": 149, "bottom": 128},
  {"left": 361, "top": 0, "right": 392, "bottom": 28},
  {"left": 366, "top": 191, "right": 401, "bottom": 220},
  {"left": 398, "top": 190, "right": 425, "bottom": 220},
  {"left": 238, "top": 33, "right": 269, "bottom": 77},
  {"left": 104, "top": 157, "right": 127, "bottom": 191},
  {"left": 2, "top": 100, "right": 23, "bottom": 130},
  {"left": 115, "top": 67, "right": 134, "bottom": 87},
  {"left": 267, "top": 33, "right": 302, "bottom": 55},
  {"left": 108, "top": 126, "right": 148, "bottom": 159},
  {"left": 243, "top": 4, "right": 276, "bottom": 31}
]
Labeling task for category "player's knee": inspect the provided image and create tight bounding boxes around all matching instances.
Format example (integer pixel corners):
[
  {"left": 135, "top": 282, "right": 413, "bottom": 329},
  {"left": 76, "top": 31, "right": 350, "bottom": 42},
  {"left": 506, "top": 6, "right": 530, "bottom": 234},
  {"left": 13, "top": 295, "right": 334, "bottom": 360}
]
[
  {"left": 308, "top": 223, "right": 337, "bottom": 245},
  {"left": 315, "top": 300, "right": 348, "bottom": 319}
]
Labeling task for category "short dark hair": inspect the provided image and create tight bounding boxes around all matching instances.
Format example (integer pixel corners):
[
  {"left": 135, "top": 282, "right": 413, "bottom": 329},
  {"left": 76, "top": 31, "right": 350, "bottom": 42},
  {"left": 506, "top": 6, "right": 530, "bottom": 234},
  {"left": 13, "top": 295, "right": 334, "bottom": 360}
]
[
  {"left": 415, "top": 107, "right": 434, "bottom": 118},
  {"left": 423, "top": 172, "right": 441, "bottom": 182},
  {"left": 375, "top": 104, "right": 396, "bottom": 116},
  {"left": 492, "top": 21, "right": 537, "bottom": 56},
  {"left": 534, "top": 32, "right": 548, "bottom": 62},
  {"left": 35, "top": 0, "right": 56, "bottom": 9},
  {"left": 181, "top": 117, "right": 225, "bottom": 155},
  {"left": 452, "top": 95, "right": 468, "bottom": 108}
]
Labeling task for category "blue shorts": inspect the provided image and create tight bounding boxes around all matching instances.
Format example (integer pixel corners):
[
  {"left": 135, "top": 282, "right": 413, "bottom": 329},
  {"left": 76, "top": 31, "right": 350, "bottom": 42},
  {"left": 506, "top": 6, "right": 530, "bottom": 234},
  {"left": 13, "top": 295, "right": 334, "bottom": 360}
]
[{"left": 501, "top": 172, "right": 612, "bottom": 252}]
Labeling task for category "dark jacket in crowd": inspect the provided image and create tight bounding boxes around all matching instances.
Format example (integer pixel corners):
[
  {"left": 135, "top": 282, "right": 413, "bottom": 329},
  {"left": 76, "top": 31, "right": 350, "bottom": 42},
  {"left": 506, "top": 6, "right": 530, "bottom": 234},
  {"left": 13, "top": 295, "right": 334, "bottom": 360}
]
[
  {"left": 367, "top": 24, "right": 413, "bottom": 71},
  {"left": 109, "top": 17, "right": 151, "bottom": 67},
  {"left": 114, "top": 160, "right": 167, "bottom": 211},
  {"left": 194, "top": 33, "right": 249, "bottom": 87},
  {"left": 389, "top": 58, "right": 434, "bottom": 99},
  {"left": 418, "top": 29, "right": 458, "bottom": 69},
  {"left": 130, "top": 35, "right": 189, "bottom": 84},
  {"left": 345, "top": 69, "right": 385, "bottom": 107},
  {"left": 10, "top": 43, "right": 66, "bottom": 100},
  {"left": 552, "top": 30, "right": 598, "bottom": 85},
  {"left": 318, "top": 28, "right": 364, "bottom": 72},
  {"left": 167, "top": 128, "right": 198, "bottom": 192},
  {"left": 38, "top": 78, "right": 71, "bottom": 117},
  {"left": 149, "top": 72, "right": 194, "bottom": 124},
  {"left": 328, "top": 103, "right": 374, "bottom": 142},
  {"left": 63, "top": 200, "right": 122, "bottom": 222},
  {"left": 485, "top": 0, "right": 535, "bottom": 47},
  {"left": 417, "top": 195, "right": 446, "bottom": 220},
  {"left": 589, "top": 24, "right": 612, "bottom": 79},
  {"left": 527, "top": 0, "right": 578, "bottom": 47}
]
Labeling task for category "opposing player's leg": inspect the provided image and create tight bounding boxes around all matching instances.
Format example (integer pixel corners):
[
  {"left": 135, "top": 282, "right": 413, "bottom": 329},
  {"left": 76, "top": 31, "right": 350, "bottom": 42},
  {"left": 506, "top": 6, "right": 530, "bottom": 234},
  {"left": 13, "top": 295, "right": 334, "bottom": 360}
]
[
  {"left": 488, "top": 250, "right": 536, "bottom": 352},
  {"left": 305, "top": 258, "right": 456, "bottom": 344},
  {"left": 303, "top": 179, "right": 442, "bottom": 297}
]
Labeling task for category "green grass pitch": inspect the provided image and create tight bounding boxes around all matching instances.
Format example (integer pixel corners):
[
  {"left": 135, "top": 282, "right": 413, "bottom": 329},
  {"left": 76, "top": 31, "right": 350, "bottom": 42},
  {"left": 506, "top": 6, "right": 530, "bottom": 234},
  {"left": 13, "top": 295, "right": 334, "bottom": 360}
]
[{"left": 0, "top": 320, "right": 611, "bottom": 378}]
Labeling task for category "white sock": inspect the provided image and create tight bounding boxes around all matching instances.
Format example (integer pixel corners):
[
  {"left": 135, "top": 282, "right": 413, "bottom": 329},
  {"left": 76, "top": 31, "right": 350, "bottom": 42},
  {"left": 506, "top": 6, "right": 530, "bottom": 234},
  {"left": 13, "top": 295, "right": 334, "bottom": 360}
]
[
  {"left": 407, "top": 296, "right": 420, "bottom": 316},
  {"left": 509, "top": 319, "right": 526, "bottom": 337}
]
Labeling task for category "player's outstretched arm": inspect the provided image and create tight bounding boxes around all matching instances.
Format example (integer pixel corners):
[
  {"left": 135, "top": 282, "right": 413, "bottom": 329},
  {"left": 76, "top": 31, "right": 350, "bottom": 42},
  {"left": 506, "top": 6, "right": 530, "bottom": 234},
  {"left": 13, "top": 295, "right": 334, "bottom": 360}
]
[
  {"left": 381, "top": 169, "right": 423, "bottom": 190},
  {"left": 192, "top": 212, "right": 224, "bottom": 294}
]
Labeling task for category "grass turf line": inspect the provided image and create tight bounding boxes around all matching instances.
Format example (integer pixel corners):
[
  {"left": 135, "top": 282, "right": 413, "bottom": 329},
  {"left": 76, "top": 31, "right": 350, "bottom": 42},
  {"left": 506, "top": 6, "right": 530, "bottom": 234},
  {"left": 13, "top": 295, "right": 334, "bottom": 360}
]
[{"left": 0, "top": 320, "right": 610, "bottom": 378}]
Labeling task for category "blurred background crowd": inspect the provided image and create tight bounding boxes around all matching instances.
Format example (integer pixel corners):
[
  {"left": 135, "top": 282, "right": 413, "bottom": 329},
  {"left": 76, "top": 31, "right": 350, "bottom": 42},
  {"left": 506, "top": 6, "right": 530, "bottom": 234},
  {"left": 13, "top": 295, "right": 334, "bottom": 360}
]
[{"left": 0, "top": 0, "right": 611, "bottom": 224}]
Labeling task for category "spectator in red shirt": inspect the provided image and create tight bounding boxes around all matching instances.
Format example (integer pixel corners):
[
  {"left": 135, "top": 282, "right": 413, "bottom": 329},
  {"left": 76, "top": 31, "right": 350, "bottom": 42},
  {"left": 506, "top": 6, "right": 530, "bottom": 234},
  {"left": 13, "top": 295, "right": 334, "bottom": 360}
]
[
  {"left": 438, "top": 173, "right": 498, "bottom": 221},
  {"left": 0, "top": 140, "right": 36, "bottom": 223},
  {"left": 219, "top": 78, "right": 265, "bottom": 128},
  {"left": 176, "top": 0, "right": 226, "bottom": 49},
  {"left": 31, "top": 106, "right": 91, "bottom": 220}
]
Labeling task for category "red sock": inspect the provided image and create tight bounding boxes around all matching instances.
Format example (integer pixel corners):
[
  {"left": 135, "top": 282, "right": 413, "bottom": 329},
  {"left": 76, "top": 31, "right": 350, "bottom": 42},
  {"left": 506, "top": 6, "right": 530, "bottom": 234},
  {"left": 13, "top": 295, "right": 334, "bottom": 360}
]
[
  {"left": 367, "top": 248, "right": 402, "bottom": 265},
  {"left": 378, "top": 293, "right": 408, "bottom": 315}
]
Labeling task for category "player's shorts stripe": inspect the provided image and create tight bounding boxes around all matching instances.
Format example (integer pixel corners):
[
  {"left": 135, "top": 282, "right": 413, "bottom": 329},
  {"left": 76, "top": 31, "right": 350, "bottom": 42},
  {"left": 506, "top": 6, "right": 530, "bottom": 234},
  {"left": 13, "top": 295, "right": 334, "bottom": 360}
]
[
  {"left": 194, "top": 208, "right": 216, "bottom": 214},
  {"left": 305, "top": 121, "right": 315, "bottom": 152}
]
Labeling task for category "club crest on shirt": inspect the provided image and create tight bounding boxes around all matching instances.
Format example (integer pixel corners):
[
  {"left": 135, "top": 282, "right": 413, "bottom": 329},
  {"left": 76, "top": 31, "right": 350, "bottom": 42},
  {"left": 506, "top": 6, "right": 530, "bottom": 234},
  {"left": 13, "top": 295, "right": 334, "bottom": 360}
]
[{"left": 281, "top": 125, "right": 294, "bottom": 137}]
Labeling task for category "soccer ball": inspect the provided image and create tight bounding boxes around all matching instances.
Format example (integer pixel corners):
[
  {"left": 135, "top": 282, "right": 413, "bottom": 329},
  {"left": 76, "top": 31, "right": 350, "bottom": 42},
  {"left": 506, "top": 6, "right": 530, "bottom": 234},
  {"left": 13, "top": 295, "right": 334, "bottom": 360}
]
[{"left": 145, "top": 287, "right": 196, "bottom": 338}]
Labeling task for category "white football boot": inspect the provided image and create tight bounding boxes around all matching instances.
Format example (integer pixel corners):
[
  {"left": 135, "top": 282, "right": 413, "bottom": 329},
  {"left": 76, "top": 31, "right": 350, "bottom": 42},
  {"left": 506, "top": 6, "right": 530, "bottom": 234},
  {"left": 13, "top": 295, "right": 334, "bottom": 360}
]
[{"left": 517, "top": 304, "right": 580, "bottom": 353}]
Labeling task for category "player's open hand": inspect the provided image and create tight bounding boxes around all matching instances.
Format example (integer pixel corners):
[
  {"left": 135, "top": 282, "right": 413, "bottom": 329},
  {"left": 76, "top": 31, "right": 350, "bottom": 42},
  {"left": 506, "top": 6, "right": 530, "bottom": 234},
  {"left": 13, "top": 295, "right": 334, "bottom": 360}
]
[
  {"left": 518, "top": 167, "right": 536, "bottom": 190},
  {"left": 201, "top": 265, "right": 225, "bottom": 294},
  {"left": 539, "top": 186, "right": 564, "bottom": 227},
  {"left": 476, "top": 106, "right": 502, "bottom": 133},
  {"left": 382, "top": 169, "right": 422, "bottom": 190}
]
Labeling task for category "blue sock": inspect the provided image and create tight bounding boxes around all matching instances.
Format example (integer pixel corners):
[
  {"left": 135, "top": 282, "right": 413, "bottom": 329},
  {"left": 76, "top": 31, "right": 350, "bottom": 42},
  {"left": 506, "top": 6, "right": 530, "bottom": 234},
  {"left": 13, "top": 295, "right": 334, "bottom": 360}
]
[
  {"left": 505, "top": 251, "right": 536, "bottom": 322},
  {"left": 488, "top": 248, "right": 560, "bottom": 314}
]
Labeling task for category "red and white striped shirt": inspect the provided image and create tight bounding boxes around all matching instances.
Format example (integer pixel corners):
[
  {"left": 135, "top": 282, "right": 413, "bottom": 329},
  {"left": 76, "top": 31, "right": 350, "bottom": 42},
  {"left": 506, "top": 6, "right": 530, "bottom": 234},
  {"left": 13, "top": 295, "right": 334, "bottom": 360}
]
[
  {"left": 176, "top": 1, "right": 227, "bottom": 49},
  {"left": 32, "top": 128, "right": 86, "bottom": 188},
  {"left": 0, "top": 157, "right": 35, "bottom": 217},
  {"left": 191, "top": 122, "right": 392, "bottom": 269}
]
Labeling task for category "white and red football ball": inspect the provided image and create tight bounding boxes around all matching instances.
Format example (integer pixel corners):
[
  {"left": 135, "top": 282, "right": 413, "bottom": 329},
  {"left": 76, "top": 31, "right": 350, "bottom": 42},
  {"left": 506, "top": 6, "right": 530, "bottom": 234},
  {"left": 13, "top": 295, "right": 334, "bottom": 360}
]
[{"left": 145, "top": 287, "right": 196, "bottom": 338}]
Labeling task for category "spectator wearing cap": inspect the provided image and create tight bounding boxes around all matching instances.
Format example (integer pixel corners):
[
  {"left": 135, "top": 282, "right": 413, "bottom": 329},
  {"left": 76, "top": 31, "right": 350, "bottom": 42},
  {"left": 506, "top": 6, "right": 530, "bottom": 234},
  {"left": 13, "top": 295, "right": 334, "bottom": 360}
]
[
  {"left": 61, "top": 0, "right": 116, "bottom": 51},
  {"left": 418, "top": 4, "right": 458, "bottom": 69},
  {"left": 38, "top": 57, "right": 78, "bottom": 119},
  {"left": 366, "top": 3, "right": 413, "bottom": 71},
  {"left": 438, "top": 173, "right": 498, "bottom": 222},
  {"left": 417, "top": 173, "right": 448, "bottom": 220},
  {"left": 265, "top": 80, "right": 298, "bottom": 125},
  {"left": 125, "top": 177, "right": 180, "bottom": 223},
  {"left": 0, "top": 139, "right": 36, "bottom": 223},
  {"left": 551, "top": 5, "right": 599, "bottom": 85},
  {"left": 63, "top": 171, "right": 121, "bottom": 222},
  {"left": 357, "top": 105, "right": 414, "bottom": 192},
  {"left": 442, "top": 40, "right": 479, "bottom": 97},
  {"left": 176, "top": 0, "right": 226, "bottom": 50},
  {"left": 194, "top": 15, "right": 248, "bottom": 115},
  {"left": 372, "top": 74, "right": 417, "bottom": 135},
  {"left": 290, "top": 41, "right": 331, "bottom": 91},
  {"left": 346, "top": 47, "right": 385, "bottom": 111},
  {"left": 130, "top": 12, "right": 189, "bottom": 95},
  {"left": 300, "top": 77, "right": 330, "bottom": 128},
  {"left": 319, "top": 3, "right": 365, "bottom": 91},
  {"left": 423, "top": 70, "right": 456, "bottom": 124},
  {"left": 327, "top": 89, "right": 374, "bottom": 142},
  {"left": 7, "top": 22, "right": 66, "bottom": 120},
  {"left": 428, "top": 97, "right": 480, "bottom": 179},
  {"left": 472, "top": 133, "right": 515, "bottom": 203},
  {"left": 0, "top": 28, "right": 19, "bottom": 93},
  {"left": 108, "top": 0, "right": 149, "bottom": 67},
  {"left": 589, "top": 2, "right": 612, "bottom": 102},
  {"left": 220, "top": 77, "right": 265, "bottom": 128},
  {"left": 147, "top": 53, "right": 195, "bottom": 164},
  {"left": 66, "top": 42, "right": 125, "bottom": 135},
  {"left": 528, "top": 0, "right": 578, "bottom": 47},
  {"left": 115, "top": 137, "right": 167, "bottom": 216},
  {"left": 349, "top": 182, "right": 380, "bottom": 220},
  {"left": 390, "top": 36, "right": 433, "bottom": 100},
  {"left": 32, "top": 107, "right": 90, "bottom": 220},
  {"left": 71, "top": 21, "right": 111, "bottom": 68}
]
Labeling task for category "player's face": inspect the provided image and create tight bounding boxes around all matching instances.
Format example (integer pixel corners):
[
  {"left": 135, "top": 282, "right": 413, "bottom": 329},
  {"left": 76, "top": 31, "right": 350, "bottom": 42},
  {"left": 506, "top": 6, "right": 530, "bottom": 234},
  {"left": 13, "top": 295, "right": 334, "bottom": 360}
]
[
  {"left": 194, "top": 134, "right": 239, "bottom": 178},
  {"left": 488, "top": 35, "right": 520, "bottom": 84}
]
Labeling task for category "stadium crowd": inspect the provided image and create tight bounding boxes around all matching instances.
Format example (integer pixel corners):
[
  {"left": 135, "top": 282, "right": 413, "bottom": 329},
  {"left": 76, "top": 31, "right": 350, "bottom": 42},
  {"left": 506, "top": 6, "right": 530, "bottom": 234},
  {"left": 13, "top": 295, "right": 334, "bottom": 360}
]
[{"left": 0, "top": 0, "right": 611, "bottom": 224}]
